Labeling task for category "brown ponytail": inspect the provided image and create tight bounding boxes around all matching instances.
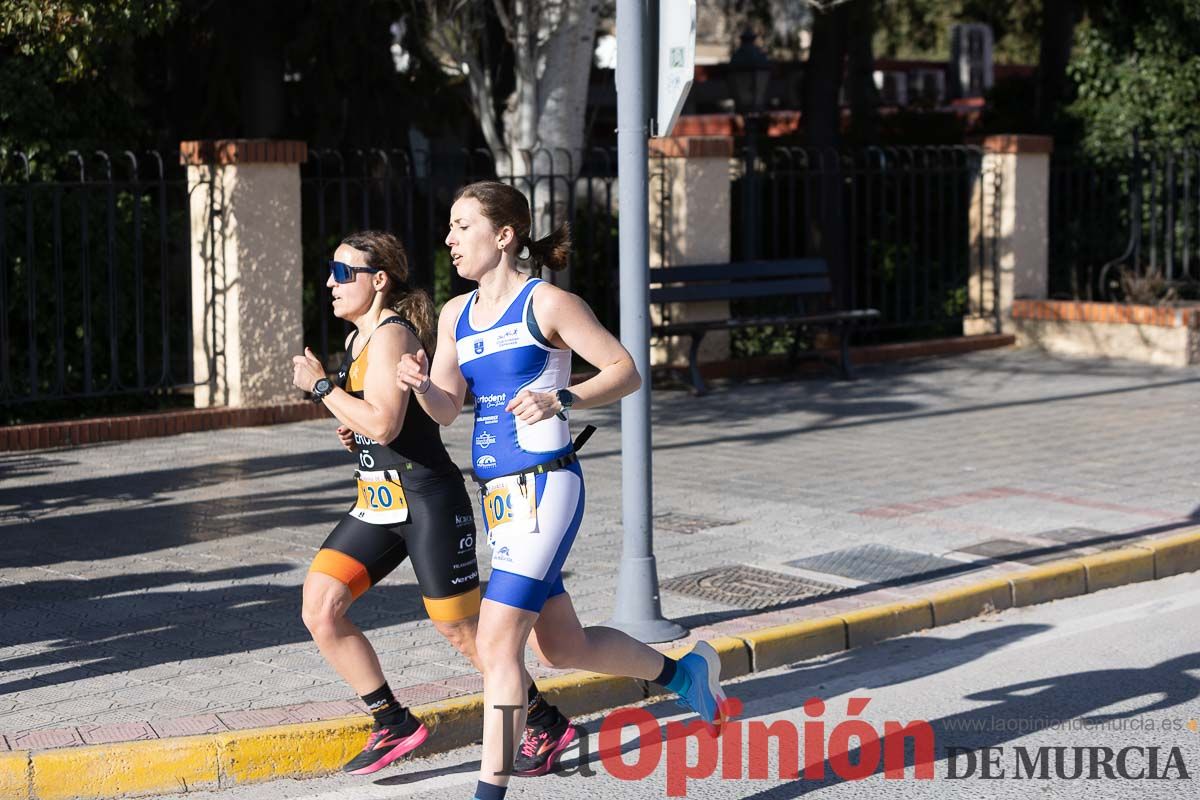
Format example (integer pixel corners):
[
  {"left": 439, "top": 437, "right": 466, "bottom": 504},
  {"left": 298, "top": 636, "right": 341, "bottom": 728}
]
[
  {"left": 338, "top": 230, "right": 437, "bottom": 353},
  {"left": 390, "top": 288, "right": 436, "bottom": 353},
  {"left": 525, "top": 223, "right": 571, "bottom": 272},
  {"left": 454, "top": 180, "right": 573, "bottom": 272}
]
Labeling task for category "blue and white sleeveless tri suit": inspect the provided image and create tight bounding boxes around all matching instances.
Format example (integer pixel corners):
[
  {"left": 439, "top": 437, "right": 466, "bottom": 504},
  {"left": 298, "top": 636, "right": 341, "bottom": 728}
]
[{"left": 454, "top": 277, "right": 584, "bottom": 613}]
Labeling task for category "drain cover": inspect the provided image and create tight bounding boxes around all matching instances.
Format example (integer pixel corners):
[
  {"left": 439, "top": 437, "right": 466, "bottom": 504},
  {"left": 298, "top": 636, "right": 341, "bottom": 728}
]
[
  {"left": 788, "top": 544, "right": 970, "bottom": 585},
  {"left": 661, "top": 565, "right": 841, "bottom": 609},
  {"left": 957, "top": 538, "right": 1077, "bottom": 564},
  {"left": 654, "top": 513, "right": 732, "bottom": 535}
]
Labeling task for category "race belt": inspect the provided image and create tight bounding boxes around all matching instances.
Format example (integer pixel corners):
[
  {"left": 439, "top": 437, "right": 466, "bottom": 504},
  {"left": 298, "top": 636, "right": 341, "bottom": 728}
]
[{"left": 469, "top": 425, "right": 595, "bottom": 487}]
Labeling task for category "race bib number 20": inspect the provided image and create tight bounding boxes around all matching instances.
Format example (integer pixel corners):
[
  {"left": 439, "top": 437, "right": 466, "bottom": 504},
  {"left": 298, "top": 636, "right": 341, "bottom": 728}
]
[{"left": 352, "top": 470, "right": 409, "bottom": 525}]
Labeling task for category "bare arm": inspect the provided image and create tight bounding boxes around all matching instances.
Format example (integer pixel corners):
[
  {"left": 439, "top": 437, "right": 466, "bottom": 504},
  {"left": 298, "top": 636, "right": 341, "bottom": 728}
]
[
  {"left": 397, "top": 295, "right": 470, "bottom": 426},
  {"left": 316, "top": 324, "right": 414, "bottom": 443},
  {"left": 505, "top": 285, "right": 640, "bottom": 423}
]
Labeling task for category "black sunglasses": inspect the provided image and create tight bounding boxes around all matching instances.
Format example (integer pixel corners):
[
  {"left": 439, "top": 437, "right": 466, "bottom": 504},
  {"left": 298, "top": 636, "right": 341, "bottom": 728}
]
[{"left": 328, "top": 260, "right": 381, "bottom": 283}]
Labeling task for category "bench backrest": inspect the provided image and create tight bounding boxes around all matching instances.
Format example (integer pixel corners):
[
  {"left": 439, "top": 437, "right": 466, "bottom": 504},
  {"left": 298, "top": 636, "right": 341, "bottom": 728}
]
[{"left": 649, "top": 258, "right": 835, "bottom": 305}]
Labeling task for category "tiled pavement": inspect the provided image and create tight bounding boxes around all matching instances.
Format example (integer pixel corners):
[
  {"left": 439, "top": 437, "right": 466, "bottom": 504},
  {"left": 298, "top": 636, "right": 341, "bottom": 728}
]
[{"left": 1, "top": 348, "right": 1199, "bottom": 751}]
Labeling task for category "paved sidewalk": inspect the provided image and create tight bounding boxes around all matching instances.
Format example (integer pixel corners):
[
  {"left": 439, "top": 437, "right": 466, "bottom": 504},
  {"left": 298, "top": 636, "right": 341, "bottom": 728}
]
[{"left": 1, "top": 348, "right": 1199, "bottom": 751}]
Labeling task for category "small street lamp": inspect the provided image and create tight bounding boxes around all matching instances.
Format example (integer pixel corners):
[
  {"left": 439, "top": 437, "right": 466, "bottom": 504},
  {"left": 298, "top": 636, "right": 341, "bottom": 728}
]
[{"left": 727, "top": 30, "right": 771, "bottom": 260}]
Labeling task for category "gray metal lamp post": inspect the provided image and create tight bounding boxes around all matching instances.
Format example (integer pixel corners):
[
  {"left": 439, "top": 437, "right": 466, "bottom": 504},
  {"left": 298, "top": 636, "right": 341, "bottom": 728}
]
[{"left": 606, "top": 0, "right": 687, "bottom": 644}]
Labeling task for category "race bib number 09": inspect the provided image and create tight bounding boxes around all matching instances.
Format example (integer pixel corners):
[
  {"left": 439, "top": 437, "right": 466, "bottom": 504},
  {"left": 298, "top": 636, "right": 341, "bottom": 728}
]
[
  {"left": 482, "top": 475, "right": 537, "bottom": 538},
  {"left": 352, "top": 470, "right": 409, "bottom": 525}
]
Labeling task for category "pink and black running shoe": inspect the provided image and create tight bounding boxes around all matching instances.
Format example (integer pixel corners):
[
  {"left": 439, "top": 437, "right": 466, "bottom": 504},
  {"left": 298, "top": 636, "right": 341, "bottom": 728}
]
[
  {"left": 513, "top": 716, "right": 578, "bottom": 777},
  {"left": 342, "top": 718, "right": 430, "bottom": 775}
]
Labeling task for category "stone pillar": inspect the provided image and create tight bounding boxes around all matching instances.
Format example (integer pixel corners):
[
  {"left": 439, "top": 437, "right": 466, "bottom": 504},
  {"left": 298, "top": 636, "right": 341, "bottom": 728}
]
[
  {"left": 647, "top": 135, "right": 733, "bottom": 367},
  {"left": 965, "top": 135, "right": 1053, "bottom": 335},
  {"left": 182, "top": 139, "right": 307, "bottom": 407}
]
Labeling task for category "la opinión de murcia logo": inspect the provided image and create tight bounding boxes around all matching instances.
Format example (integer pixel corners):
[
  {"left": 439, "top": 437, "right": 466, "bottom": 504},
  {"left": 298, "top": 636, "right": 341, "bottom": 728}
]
[{"left": 494, "top": 696, "right": 1195, "bottom": 796}]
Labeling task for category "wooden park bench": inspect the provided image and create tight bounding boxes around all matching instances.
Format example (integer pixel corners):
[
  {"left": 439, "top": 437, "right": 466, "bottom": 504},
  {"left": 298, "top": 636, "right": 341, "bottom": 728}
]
[{"left": 649, "top": 258, "right": 881, "bottom": 394}]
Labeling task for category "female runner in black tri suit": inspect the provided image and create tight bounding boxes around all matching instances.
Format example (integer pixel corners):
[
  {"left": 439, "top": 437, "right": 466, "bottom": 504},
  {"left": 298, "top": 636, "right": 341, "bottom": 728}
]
[{"left": 290, "top": 230, "right": 566, "bottom": 775}]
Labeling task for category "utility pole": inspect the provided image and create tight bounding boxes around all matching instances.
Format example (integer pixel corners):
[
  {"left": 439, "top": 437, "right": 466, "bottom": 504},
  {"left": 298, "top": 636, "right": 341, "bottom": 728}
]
[{"left": 608, "top": 0, "right": 687, "bottom": 643}]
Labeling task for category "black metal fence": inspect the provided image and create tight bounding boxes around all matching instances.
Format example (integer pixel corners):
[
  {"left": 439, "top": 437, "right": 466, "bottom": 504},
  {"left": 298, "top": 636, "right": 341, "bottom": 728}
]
[
  {"left": 1, "top": 142, "right": 1002, "bottom": 412},
  {"left": 0, "top": 151, "right": 195, "bottom": 411},
  {"left": 300, "top": 148, "right": 628, "bottom": 364},
  {"left": 1050, "top": 148, "right": 1200, "bottom": 300},
  {"left": 733, "top": 145, "right": 999, "bottom": 347}
]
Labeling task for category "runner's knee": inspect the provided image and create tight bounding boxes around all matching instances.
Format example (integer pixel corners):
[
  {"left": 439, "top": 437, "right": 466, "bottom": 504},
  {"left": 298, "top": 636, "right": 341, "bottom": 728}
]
[
  {"left": 475, "top": 628, "right": 526, "bottom": 676},
  {"left": 432, "top": 616, "right": 478, "bottom": 659},
  {"left": 301, "top": 573, "right": 352, "bottom": 640}
]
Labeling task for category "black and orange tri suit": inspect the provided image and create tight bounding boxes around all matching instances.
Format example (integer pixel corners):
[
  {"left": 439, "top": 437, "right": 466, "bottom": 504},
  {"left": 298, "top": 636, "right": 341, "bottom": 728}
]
[{"left": 308, "top": 316, "right": 480, "bottom": 622}]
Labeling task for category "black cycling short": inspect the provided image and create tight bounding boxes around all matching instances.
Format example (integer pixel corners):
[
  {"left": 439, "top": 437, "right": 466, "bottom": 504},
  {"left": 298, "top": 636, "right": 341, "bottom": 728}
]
[{"left": 309, "top": 476, "right": 481, "bottom": 622}]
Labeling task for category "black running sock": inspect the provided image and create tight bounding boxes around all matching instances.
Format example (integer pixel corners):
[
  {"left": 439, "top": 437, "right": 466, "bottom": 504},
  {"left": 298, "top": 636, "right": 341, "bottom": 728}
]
[
  {"left": 362, "top": 682, "right": 414, "bottom": 731},
  {"left": 473, "top": 780, "right": 507, "bottom": 800},
  {"left": 525, "top": 683, "right": 561, "bottom": 730},
  {"left": 652, "top": 655, "right": 679, "bottom": 689}
]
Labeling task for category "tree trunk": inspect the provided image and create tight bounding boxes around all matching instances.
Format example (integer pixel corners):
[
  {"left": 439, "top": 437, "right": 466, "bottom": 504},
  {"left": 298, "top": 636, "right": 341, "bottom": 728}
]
[
  {"left": 845, "top": 0, "right": 879, "bottom": 144},
  {"left": 500, "top": 0, "right": 599, "bottom": 284},
  {"left": 802, "top": 1, "right": 852, "bottom": 302},
  {"left": 1035, "top": 0, "right": 1082, "bottom": 130},
  {"left": 236, "top": 1, "right": 287, "bottom": 138},
  {"left": 802, "top": 1, "right": 850, "bottom": 149},
  {"left": 424, "top": 0, "right": 600, "bottom": 285}
]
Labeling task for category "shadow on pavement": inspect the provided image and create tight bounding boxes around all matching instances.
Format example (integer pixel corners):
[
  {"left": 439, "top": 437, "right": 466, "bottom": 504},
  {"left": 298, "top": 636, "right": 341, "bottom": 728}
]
[
  {"left": 374, "top": 759, "right": 481, "bottom": 787},
  {"left": 732, "top": 650, "right": 1200, "bottom": 797},
  {"left": 0, "top": 448, "right": 348, "bottom": 518},
  {"left": 551, "top": 623, "right": 1049, "bottom": 776},
  {"left": 561, "top": 362, "right": 1200, "bottom": 465},
  {"left": 0, "top": 563, "right": 432, "bottom": 695},
  {"left": 540, "top": 621, "right": 1199, "bottom": 796},
  {"left": 0, "top": 482, "right": 351, "bottom": 569}
]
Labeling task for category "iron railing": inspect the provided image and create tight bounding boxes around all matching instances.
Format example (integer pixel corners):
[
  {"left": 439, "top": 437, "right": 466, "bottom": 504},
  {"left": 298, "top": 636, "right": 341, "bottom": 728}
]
[
  {"left": 733, "top": 145, "right": 1000, "bottom": 342},
  {"left": 1051, "top": 147, "right": 1200, "bottom": 300},
  {"left": 2, "top": 142, "right": 1002, "bottom": 410},
  {"left": 0, "top": 150, "right": 195, "bottom": 408}
]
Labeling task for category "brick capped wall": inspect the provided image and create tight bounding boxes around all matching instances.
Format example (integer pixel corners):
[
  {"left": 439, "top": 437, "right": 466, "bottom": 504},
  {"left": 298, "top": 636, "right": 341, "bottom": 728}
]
[
  {"left": 1, "top": 402, "right": 329, "bottom": 451},
  {"left": 1012, "top": 299, "right": 1200, "bottom": 328}
]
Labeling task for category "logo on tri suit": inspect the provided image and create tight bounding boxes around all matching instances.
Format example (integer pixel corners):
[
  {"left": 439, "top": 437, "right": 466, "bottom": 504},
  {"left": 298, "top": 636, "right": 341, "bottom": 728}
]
[
  {"left": 455, "top": 513, "right": 474, "bottom": 528},
  {"left": 474, "top": 340, "right": 485, "bottom": 355},
  {"left": 474, "top": 431, "right": 496, "bottom": 449},
  {"left": 476, "top": 393, "right": 506, "bottom": 409},
  {"left": 458, "top": 534, "right": 475, "bottom": 551},
  {"left": 475, "top": 455, "right": 497, "bottom": 469}
]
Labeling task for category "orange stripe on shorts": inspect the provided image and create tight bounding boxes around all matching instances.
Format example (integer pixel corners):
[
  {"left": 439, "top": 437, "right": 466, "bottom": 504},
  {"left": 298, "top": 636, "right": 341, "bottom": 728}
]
[
  {"left": 423, "top": 587, "right": 482, "bottom": 622},
  {"left": 309, "top": 549, "right": 372, "bottom": 599}
]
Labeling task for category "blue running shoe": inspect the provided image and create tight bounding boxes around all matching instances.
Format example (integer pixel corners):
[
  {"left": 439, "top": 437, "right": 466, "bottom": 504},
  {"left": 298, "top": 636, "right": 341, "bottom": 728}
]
[{"left": 675, "top": 641, "right": 728, "bottom": 732}]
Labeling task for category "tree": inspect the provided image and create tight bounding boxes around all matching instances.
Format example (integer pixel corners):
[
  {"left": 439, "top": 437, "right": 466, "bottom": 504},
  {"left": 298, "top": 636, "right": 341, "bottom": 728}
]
[
  {"left": 418, "top": 0, "right": 600, "bottom": 181},
  {"left": 0, "top": 0, "right": 179, "bottom": 155},
  {"left": 1066, "top": 0, "right": 1200, "bottom": 154}
]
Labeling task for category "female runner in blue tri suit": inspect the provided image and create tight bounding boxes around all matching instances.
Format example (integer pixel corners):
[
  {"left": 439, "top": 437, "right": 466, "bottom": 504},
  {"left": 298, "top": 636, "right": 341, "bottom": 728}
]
[
  {"left": 290, "top": 230, "right": 567, "bottom": 777},
  {"left": 397, "top": 182, "right": 727, "bottom": 800}
]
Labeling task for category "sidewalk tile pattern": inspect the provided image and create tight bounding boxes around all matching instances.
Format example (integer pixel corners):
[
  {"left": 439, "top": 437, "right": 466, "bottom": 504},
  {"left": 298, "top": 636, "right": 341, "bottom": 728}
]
[{"left": 2, "top": 350, "right": 1199, "bottom": 748}]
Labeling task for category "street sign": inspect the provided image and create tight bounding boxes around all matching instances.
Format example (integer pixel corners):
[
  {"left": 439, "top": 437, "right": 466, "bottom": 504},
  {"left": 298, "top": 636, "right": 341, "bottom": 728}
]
[{"left": 653, "top": 0, "right": 696, "bottom": 138}]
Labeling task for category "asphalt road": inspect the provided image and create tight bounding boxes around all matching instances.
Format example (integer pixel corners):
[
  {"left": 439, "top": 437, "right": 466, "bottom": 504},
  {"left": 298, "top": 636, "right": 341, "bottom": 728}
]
[{"left": 169, "top": 571, "right": 1200, "bottom": 800}]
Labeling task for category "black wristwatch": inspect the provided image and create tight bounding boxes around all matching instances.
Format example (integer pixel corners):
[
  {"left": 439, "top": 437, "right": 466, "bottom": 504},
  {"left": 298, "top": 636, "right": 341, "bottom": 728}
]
[
  {"left": 312, "top": 377, "right": 334, "bottom": 403},
  {"left": 555, "top": 388, "right": 575, "bottom": 420}
]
